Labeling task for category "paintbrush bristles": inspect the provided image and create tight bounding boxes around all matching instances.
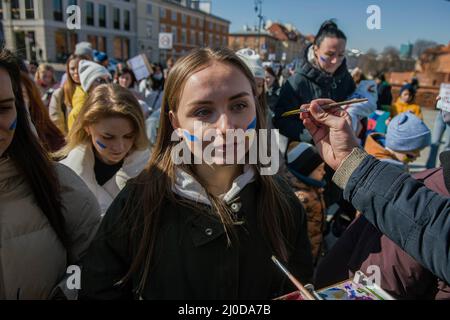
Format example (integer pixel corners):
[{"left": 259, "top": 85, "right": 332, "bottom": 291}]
[{"left": 281, "top": 98, "right": 369, "bottom": 117}]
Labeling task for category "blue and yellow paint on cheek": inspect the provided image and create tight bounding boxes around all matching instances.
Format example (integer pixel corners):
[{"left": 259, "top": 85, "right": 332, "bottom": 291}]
[
  {"left": 183, "top": 130, "right": 200, "bottom": 142},
  {"left": 96, "top": 140, "right": 107, "bottom": 150},
  {"left": 319, "top": 56, "right": 328, "bottom": 63},
  {"left": 246, "top": 117, "right": 257, "bottom": 130},
  {"left": 9, "top": 118, "right": 17, "bottom": 131},
  {"left": 245, "top": 117, "right": 257, "bottom": 139}
]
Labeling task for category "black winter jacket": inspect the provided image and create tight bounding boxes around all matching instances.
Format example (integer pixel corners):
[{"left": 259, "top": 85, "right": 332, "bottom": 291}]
[{"left": 79, "top": 179, "right": 313, "bottom": 300}]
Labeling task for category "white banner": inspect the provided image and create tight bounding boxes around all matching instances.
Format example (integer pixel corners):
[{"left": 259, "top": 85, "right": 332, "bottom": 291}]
[{"left": 159, "top": 32, "right": 173, "bottom": 50}]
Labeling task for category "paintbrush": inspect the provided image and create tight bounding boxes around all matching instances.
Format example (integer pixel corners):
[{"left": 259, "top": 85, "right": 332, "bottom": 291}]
[
  {"left": 271, "top": 256, "right": 316, "bottom": 300},
  {"left": 281, "top": 98, "right": 369, "bottom": 117}
]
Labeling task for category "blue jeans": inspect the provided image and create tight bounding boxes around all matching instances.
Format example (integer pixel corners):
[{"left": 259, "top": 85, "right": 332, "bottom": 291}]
[{"left": 426, "top": 111, "right": 450, "bottom": 168}]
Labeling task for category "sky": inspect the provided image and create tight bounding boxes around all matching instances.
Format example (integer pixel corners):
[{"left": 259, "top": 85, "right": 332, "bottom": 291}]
[{"left": 212, "top": 0, "right": 450, "bottom": 52}]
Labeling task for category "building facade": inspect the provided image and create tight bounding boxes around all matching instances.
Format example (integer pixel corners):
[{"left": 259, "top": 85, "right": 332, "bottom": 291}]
[
  {"left": 0, "top": 0, "right": 229, "bottom": 64},
  {"left": 228, "top": 28, "right": 280, "bottom": 61},
  {"left": 153, "top": 0, "right": 229, "bottom": 62},
  {"left": 0, "top": 0, "right": 137, "bottom": 63}
]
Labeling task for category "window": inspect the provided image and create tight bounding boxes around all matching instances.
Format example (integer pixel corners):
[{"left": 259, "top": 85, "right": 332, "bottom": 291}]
[
  {"left": 68, "top": 0, "right": 77, "bottom": 5},
  {"left": 124, "top": 10, "right": 130, "bottom": 31},
  {"left": 87, "top": 35, "right": 97, "bottom": 50},
  {"left": 172, "top": 28, "right": 177, "bottom": 43},
  {"left": 99, "top": 4, "right": 106, "bottom": 28},
  {"left": 209, "top": 34, "right": 213, "bottom": 46},
  {"left": 190, "top": 30, "right": 195, "bottom": 45},
  {"left": 98, "top": 36, "right": 107, "bottom": 52},
  {"left": 199, "top": 32, "right": 204, "bottom": 45},
  {"left": 11, "top": 0, "right": 20, "bottom": 20},
  {"left": 159, "top": 7, "right": 165, "bottom": 18},
  {"left": 55, "top": 30, "right": 68, "bottom": 62},
  {"left": 25, "top": 0, "right": 34, "bottom": 19},
  {"left": 86, "top": 2, "right": 94, "bottom": 26},
  {"left": 113, "top": 37, "right": 129, "bottom": 60},
  {"left": 52, "top": 0, "right": 63, "bottom": 21},
  {"left": 181, "top": 29, "right": 186, "bottom": 44},
  {"left": 171, "top": 10, "right": 177, "bottom": 22},
  {"left": 113, "top": 8, "right": 120, "bottom": 29},
  {"left": 147, "top": 4, "right": 152, "bottom": 15},
  {"left": 146, "top": 21, "right": 153, "bottom": 38},
  {"left": 182, "top": 14, "right": 187, "bottom": 25}
]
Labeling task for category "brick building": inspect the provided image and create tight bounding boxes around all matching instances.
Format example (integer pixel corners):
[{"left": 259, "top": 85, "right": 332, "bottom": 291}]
[{"left": 228, "top": 27, "right": 280, "bottom": 61}]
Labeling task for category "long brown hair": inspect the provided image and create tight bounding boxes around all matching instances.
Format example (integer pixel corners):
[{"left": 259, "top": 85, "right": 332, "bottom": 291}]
[
  {"left": 20, "top": 72, "right": 66, "bottom": 152},
  {"left": 1, "top": 48, "right": 69, "bottom": 249},
  {"left": 121, "top": 47, "right": 297, "bottom": 294},
  {"left": 63, "top": 54, "right": 88, "bottom": 108}
]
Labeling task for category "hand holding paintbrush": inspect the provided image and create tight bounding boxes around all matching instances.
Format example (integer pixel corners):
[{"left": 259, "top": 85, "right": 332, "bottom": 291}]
[{"left": 281, "top": 98, "right": 368, "bottom": 117}]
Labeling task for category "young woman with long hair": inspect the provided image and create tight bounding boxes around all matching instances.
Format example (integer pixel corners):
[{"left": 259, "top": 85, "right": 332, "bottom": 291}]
[
  {"left": 58, "top": 84, "right": 150, "bottom": 214},
  {"left": 80, "top": 48, "right": 313, "bottom": 300},
  {"left": 0, "top": 48, "right": 101, "bottom": 299}
]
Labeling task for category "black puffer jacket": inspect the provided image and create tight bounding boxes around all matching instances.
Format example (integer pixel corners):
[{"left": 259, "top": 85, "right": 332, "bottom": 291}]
[
  {"left": 273, "top": 45, "right": 355, "bottom": 141},
  {"left": 79, "top": 178, "right": 313, "bottom": 300}
]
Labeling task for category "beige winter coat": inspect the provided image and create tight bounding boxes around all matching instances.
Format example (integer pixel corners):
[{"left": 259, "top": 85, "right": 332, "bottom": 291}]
[
  {"left": 0, "top": 156, "right": 101, "bottom": 299},
  {"left": 60, "top": 144, "right": 150, "bottom": 214}
]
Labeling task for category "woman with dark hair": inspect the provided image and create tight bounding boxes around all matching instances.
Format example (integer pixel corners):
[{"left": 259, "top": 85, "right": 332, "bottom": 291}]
[
  {"left": 118, "top": 67, "right": 150, "bottom": 118},
  {"left": 265, "top": 66, "right": 280, "bottom": 113},
  {"left": 0, "top": 48, "right": 101, "bottom": 299},
  {"left": 273, "top": 20, "right": 355, "bottom": 142},
  {"left": 80, "top": 47, "right": 313, "bottom": 300}
]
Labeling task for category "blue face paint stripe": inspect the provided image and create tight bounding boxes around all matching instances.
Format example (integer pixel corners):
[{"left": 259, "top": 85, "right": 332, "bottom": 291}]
[
  {"left": 183, "top": 130, "right": 199, "bottom": 142},
  {"left": 319, "top": 56, "right": 328, "bottom": 63},
  {"left": 246, "top": 117, "right": 257, "bottom": 130},
  {"left": 9, "top": 118, "right": 17, "bottom": 131},
  {"left": 96, "top": 140, "right": 107, "bottom": 149}
]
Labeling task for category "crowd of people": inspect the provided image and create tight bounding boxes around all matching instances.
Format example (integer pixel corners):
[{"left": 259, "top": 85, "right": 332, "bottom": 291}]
[{"left": 0, "top": 19, "right": 449, "bottom": 300}]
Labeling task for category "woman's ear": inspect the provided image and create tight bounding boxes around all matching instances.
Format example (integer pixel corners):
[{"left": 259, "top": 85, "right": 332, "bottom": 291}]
[
  {"left": 84, "top": 126, "right": 91, "bottom": 136},
  {"left": 169, "top": 111, "right": 183, "bottom": 139}
]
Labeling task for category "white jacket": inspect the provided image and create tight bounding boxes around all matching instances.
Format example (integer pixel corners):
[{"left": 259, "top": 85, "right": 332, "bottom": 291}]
[
  {"left": 60, "top": 144, "right": 150, "bottom": 214},
  {"left": 0, "top": 157, "right": 101, "bottom": 299}
]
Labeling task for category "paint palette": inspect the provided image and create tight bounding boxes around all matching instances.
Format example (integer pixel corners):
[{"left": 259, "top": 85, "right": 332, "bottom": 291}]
[
  {"left": 316, "top": 280, "right": 394, "bottom": 300},
  {"left": 275, "top": 279, "right": 395, "bottom": 301}
]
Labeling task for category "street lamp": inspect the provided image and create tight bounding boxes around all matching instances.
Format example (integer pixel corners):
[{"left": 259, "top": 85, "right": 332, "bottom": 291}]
[{"left": 254, "top": 0, "right": 263, "bottom": 54}]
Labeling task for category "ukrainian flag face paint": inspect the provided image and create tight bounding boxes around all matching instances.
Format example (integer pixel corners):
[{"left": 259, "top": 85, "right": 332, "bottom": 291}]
[{"left": 96, "top": 140, "right": 107, "bottom": 150}]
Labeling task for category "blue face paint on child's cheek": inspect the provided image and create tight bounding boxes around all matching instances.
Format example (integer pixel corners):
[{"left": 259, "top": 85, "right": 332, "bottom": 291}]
[
  {"left": 9, "top": 118, "right": 17, "bottom": 131},
  {"left": 183, "top": 130, "right": 199, "bottom": 142},
  {"left": 246, "top": 117, "right": 257, "bottom": 131},
  {"left": 96, "top": 140, "right": 107, "bottom": 150}
]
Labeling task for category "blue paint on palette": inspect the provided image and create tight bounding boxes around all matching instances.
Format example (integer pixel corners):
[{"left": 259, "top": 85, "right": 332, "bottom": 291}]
[
  {"left": 184, "top": 130, "right": 199, "bottom": 142},
  {"left": 9, "top": 118, "right": 17, "bottom": 131},
  {"left": 96, "top": 140, "right": 107, "bottom": 150},
  {"left": 246, "top": 117, "right": 257, "bottom": 130}
]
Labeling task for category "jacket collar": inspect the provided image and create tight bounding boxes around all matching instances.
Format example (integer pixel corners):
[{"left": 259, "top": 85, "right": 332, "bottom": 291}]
[
  {"left": 61, "top": 144, "right": 150, "bottom": 189},
  {"left": 172, "top": 165, "right": 256, "bottom": 206}
]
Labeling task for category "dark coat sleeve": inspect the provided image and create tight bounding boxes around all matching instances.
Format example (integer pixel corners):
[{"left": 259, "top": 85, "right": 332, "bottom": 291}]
[
  {"left": 273, "top": 75, "right": 307, "bottom": 141},
  {"left": 79, "top": 185, "right": 135, "bottom": 300},
  {"left": 343, "top": 155, "right": 450, "bottom": 284}
]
